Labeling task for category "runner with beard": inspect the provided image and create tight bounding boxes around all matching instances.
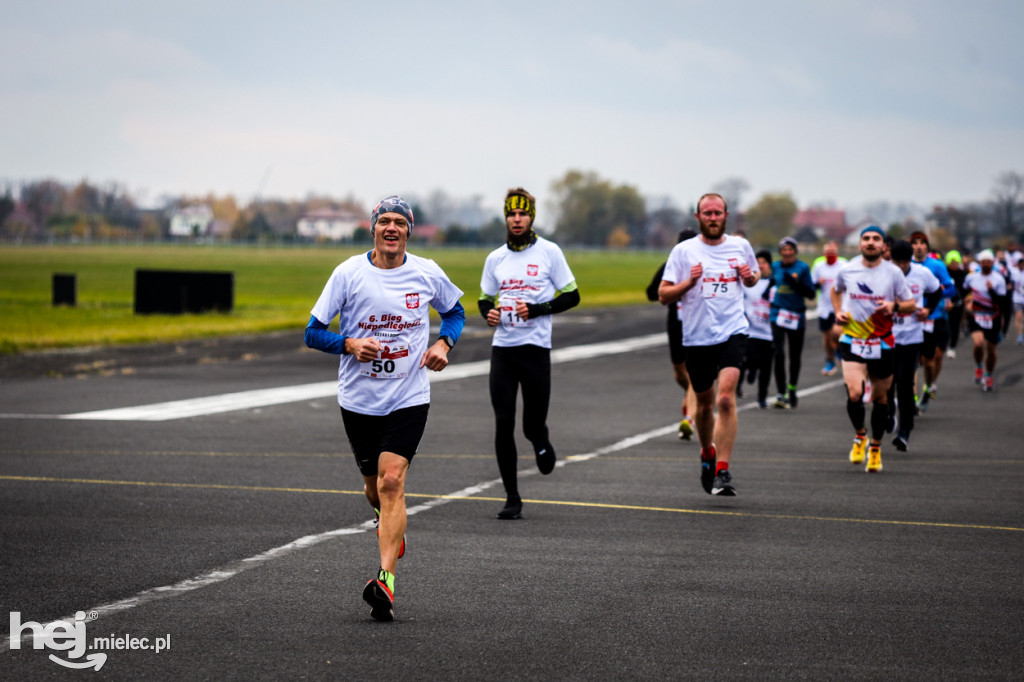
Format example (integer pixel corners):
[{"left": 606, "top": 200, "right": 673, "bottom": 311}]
[
  {"left": 659, "top": 193, "right": 759, "bottom": 495},
  {"left": 831, "top": 226, "right": 915, "bottom": 473}
]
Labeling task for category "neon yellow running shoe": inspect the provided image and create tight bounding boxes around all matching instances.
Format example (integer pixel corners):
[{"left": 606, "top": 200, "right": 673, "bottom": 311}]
[
  {"left": 866, "top": 445, "right": 883, "bottom": 473},
  {"left": 678, "top": 418, "right": 694, "bottom": 441},
  {"left": 849, "top": 435, "right": 867, "bottom": 465}
]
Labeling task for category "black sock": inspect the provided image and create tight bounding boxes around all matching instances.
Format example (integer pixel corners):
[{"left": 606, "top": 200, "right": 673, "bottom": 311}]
[
  {"left": 870, "top": 402, "right": 888, "bottom": 442},
  {"left": 846, "top": 399, "right": 865, "bottom": 431}
]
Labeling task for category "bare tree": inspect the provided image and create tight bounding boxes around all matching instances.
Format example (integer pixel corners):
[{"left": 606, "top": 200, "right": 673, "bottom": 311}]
[
  {"left": 710, "top": 177, "right": 751, "bottom": 212},
  {"left": 991, "top": 170, "right": 1023, "bottom": 236}
]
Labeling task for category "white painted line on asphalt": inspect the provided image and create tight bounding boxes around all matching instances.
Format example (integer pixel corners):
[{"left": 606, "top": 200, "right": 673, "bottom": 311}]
[
  {"left": 0, "top": 395, "right": 695, "bottom": 650},
  {"left": 54, "top": 333, "right": 665, "bottom": 421}
]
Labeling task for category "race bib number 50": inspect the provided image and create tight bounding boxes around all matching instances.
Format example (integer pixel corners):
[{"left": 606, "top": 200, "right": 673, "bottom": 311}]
[{"left": 360, "top": 343, "right": 410, "bottom": 379}]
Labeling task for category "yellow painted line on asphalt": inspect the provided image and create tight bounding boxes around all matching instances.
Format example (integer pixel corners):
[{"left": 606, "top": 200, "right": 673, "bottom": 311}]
[{"left": 4, "top": 474, "right": 1021, "bottom": 533}]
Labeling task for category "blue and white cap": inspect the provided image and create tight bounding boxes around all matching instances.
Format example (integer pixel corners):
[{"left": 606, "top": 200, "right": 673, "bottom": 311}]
[{"left": 370, "top": 195, "right": 414, "bottom": 235}]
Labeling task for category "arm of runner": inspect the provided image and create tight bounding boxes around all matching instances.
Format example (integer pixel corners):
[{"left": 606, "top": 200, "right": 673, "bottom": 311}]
[
  {"left": 478, "top": 293, "right": 500, "bottom": 327},
  {"left": 831, "top": 287, "right": 848, "bottom": 324},
  {"left": 659, "top": 263, "right": 702, "bottom": 304},
  {"left": 522, "top": 282, "right": 580, "bottom": 319},
  {"left": 304, "top": 315, "right": 348, "bottom": 354},
  {"left": 918, "top": 288, "right": 943, "bottom": 320},
  {"left": 738, "top": 262, "right": 759, "bottom": 287}
]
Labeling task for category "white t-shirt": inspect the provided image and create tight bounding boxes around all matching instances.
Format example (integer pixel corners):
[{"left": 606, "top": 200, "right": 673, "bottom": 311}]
[
  {"left": 811, "top": 258, "right": 847, "bottom": 318},
  {"left": 832, "top": 258, "right": 913, "bottom": 349},
  {"left": 1010, "top": 267, "right": 1024, "bottom": 306},
  {"left": 964, "top": 271, "right": 1007, "bottom": 313},
  {"left": 663, "top": 234, "right": 758, "bottom": 346},
  {"left": 480, "top": 237, "right": 576, "bottom": 349},
  {"left": 310, "top": 252, "right": 464, "bottom": 416},
  {"left": 893, "top": 263, "right": 940, "bottom": 346},
  {"left": 743, "top": 279, "right": 773, "bottom": 342}
]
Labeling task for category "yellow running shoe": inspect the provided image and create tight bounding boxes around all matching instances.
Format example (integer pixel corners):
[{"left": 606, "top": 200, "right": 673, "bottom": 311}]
[
  {"left": 849, "top": 435, "right": 867, "bottom": 465},
  {"left": 678, "top": 418, "right": 694, "bottom": 441},
  {"left": 866, "top": 445, "right": 883, "bottom": 473}
]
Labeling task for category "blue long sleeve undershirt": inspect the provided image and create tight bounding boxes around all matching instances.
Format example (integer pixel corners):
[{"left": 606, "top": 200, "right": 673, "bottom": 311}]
[{"left": 304, "top": 301, "right": 466, "bottom": 355}]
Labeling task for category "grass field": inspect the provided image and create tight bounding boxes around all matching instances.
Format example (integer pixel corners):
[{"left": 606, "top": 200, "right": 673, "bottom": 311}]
[{"left": 0, "top": 244, "right": 668, "bottom": 353}]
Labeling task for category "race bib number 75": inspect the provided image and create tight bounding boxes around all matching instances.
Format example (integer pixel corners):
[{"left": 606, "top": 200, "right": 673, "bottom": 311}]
[{"left": 701, "top": 271, "right": 740, "bottom": 299}]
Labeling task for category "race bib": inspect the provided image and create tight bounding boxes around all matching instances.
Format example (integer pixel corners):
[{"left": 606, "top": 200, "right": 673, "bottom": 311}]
[
  {"left": 974, "top": 312, "right": 994, "bottom": 330},
  {"left": 893, "top": 313, "right": 909, "bottom": 326},
  {"left": 701, "top": 271, "right": 740, "bottom": 299},
  {"left": 776, "top": 309, "right": 802, "bottom": 330},
  {"left": 498, "top": 296, "right": 534, "bottom": 328},
  {"left": 360, "top": 343, "right": 410, "bottom": 379},
  {"left": 850, "top": 338, "right": 882, "bottom": 359}
]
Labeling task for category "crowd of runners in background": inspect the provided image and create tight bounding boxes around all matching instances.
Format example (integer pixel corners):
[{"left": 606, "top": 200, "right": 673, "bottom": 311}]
[{"left": 652, "top": 219, "right": 1023, "bottom": 483}]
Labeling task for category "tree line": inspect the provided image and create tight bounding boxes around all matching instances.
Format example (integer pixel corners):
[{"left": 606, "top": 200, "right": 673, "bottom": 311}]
[{"left": 1, "top": 170, "right": 1021, "bottom": 250}]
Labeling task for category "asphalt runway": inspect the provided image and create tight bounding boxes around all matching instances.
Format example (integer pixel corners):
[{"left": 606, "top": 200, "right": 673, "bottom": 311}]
[{"left": 1, "top": 304, "right": 1022, "bottom": 680}]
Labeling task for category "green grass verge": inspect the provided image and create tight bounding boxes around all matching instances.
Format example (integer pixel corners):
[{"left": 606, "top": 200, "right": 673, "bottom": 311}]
[{"left": 0, "top": 244, "right": 667, "bottom": 353}]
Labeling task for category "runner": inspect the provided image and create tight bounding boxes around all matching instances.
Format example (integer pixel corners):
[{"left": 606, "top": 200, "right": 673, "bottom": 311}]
[
  {"left": 479, "top": 187, "right": 580, "bottom": 519},
  {"left": 659, "top": 193, "right": 760, "bottom": 495},
  {"left": 944, "top": 250, "right": 967, "bottom": 358},
  {"left": 888, "top": 240, "right": 942, "bottom": 452},
  {"left": 811, "top": 241, "right": 847, "bottom": 376},
  {"left": 1010, "top": 257, "right": 1024, "bottom": 345},
  {"left": 304, "top": 195, "right": 466, "bottom": 621},
  {"left": 963, "top": 250, "right": 1007, "bottom": 392},
  {"left": 743, "top": 249, "right": 776, "bottom": 409},
  {"left": 831, "top": 226, "right": 915, "bottom": 473},
  {"left": 647, "top": 229, "right": 698, "bottom": 439},
  {"left": 909, "top": 232, "right": 955, "bottom": 412},
  {"left": 769, "top": 236, "right": 816, "bottom": 408}
]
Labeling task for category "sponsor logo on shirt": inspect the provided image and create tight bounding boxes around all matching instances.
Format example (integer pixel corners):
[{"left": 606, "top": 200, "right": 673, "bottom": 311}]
[{"left": 856, "top": 282, "right": 874, "bottom": 295}]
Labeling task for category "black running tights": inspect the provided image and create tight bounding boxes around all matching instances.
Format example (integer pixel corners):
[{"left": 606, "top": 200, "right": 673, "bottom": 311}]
[
  {"left": 489, "top": 345, "right": 551, "bottom": 499},
  {"left": 772, "top": 323, "right": 805, "bottom": 393}
]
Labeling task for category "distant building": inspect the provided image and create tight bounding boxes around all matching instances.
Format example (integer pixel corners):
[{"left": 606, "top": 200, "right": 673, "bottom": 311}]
[
  {"left": 296, "top": 208, "right": 360, "bottom": 241},
  {"left": 169, "top": 205, "right": 214, "bottom": 237}
]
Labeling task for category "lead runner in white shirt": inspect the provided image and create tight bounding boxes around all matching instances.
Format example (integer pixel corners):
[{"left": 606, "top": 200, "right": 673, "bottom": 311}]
[
  {"left": 305, "top": 196, "right": 464, "bottom": 621},
  {"left": 659, "top": 193, "right": 759, "bottom": 496}
]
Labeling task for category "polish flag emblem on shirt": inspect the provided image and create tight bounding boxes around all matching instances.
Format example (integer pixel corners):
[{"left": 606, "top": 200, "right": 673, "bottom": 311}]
[
  {"left": 527, "top": 264, "right": 539, "bottom": 276},
  {"left": 405, "top": 293, "right": 420, "bottom": 309},
  {"left": 728, "top": 258, "right": 739, "bottom": 269}
]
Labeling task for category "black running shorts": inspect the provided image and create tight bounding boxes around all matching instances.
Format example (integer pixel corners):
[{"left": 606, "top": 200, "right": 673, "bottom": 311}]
[
  {"left": 922, "top": 318, "right": 950, "bottom": 356},
  {"left": 341, "top": 404, "right": 429, "bottom": 476},
  {"left": 966, "top": 316, "right": 1002, "bottom": 345},
  {"left": 817, "top": 313, "right": 836, "bottom": 333},
  {"left": 838, "top": 342, "right": 895, "bottom": 380},
  {"left": 685, "top": 334, "right": 747, "bottom": 393}
]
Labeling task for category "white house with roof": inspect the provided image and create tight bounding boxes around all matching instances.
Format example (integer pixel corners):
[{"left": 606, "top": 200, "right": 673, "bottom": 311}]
[
  {"left": 297, "top": 208, "right": 360, "bottom": 241},
  {"left": 169, "top": 205, "right": 214, "bottom": 237}
]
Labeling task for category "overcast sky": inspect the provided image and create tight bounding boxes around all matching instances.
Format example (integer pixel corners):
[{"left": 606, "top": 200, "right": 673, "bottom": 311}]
[{"left": 2, "top": 0, "right": 1022, "bottom": 217}]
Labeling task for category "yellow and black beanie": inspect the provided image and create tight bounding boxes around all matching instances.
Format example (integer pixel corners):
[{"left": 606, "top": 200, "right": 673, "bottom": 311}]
[{"left": 504, "top": 188, "right": 536, "bottom": 220}]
